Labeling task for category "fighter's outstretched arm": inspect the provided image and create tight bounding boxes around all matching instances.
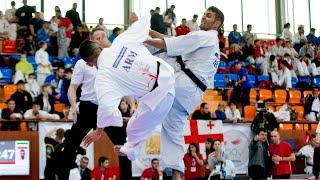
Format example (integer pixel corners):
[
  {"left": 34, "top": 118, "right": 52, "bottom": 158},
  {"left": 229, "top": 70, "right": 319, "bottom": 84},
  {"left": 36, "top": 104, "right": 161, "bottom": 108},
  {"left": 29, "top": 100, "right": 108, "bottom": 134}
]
[{"left": 144, "top": 38, "right": 166, "bottom": 50}]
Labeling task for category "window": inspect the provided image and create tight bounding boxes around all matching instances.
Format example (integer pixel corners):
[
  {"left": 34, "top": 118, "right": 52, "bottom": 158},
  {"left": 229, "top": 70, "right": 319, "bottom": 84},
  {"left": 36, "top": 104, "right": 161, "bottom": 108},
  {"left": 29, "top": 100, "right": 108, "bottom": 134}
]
[
  {"left": 310, "top": 0, "right": 320, "bottom": 36},
  {"left": 206, "top": 0, "right": 242, "bottom": 33},
  {"left": 44, "top": 0, "right": 82, "bottom": 21},
  {"left": 132, "top": 0, "right": 166, "bottom": 18},
  {"left": 1, "top": 0, "right": 40, "bottom": 12},
  {"left": 285, "top": 0, "right": 310, "bottom": 34}
]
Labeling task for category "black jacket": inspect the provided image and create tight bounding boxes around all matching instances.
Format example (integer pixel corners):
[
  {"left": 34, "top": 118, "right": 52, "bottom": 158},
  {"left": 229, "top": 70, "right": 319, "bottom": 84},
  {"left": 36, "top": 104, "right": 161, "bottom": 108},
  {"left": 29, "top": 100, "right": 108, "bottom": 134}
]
[
  {"left": 304, "top": 94, "right": 319, "bottom": 115},
  {"left": 66, "top": 9, "right": 81, "bottom": 30},
  {"left": 313, "top": 146, "right": 320, "bottom": 178},
  {"left": 35, "top": 94, "right": 55, "bottom": 114},
  {"left": 10, "top": 90, "right": 33, "bottom": 113},
  {"left": 78, "top": 166, "right": 91, "bottom": 180},
  {"left": 151, "top": 13, "right": 166, "bottom": 34}
]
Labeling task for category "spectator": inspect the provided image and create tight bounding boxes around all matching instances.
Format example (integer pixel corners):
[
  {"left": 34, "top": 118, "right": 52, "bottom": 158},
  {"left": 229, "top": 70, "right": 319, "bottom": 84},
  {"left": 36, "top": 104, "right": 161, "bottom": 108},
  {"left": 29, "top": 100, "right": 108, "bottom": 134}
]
[
  {"left": 175, "top": 18, "right": 190, "bottom": 36},
  {"left": 225, "top": 102, "right": 241, "bottom": 123},
  {"left": 7, "top": 14, "right": 17, "bottom": 41},
  {"left": 248, "top": 129, "right": 271, "bottom": 180},
  {"left": 66, "top": 3, "right": 81, "bottom": 31},
  {"left": 10, "top": 80, "right": 33, "bottom": 113},
  {"left": 304, "top": 87, "right": 320, "bottom": 121},
  {"left": 56, "top": 10, "right": 73, "bottom": 59},
  {"left": 150, "top": 9, "right": 155, "bottom": 16},
  {"left": 204, "top": 138, "right": 215, "bottom": 179},
  {"left": 215, "top": 102, "right": 226, "bottom": 121},
  {"left": 118, "top": 98, "right": 133, "bottom": 124},
  {"left": 163, "top": 11, "right": 174, "bottom": 36},
  {"left": 293, "top": 54, "right": 310, "bottom": 77},
  {"left": 78, "top": 156, "right": 92, "bottom": 180},
  {"left": 183, "top": 143, "right": 204, "bottom": 180},
  {"left": 35, "top": 41, "right": 52, "bottom": 86},
  {"left": 45, "top": 66, "right": 65, "bottom": 100},
  {"left": 307, "top": 28, "right": 318, "bottom": 47},
  {"left": 242, "top": 24, "right": 257, "bottom": 42},
  {"left": 271, "top": 38, "right": 285, "bottom": 57},
  {"left": 254, "top": 39, "right": 264, "bottom": 58},
  {"left": 251, "top": 104, "right": 279, "bottom": 135},
  {"left": 29, "top": 11, "right": 44, "bottom": 37},
  {"left": 151, "top": 7, "right": 166, "bottom": 34},
  {"left": 70, "top": 24, "right": 88, "bottom": 56},
  {"left": 108, "top": 27, "right": 122, "bottom": 43},
  {"left": 49, "top": 16, "right": 59, "bottom": 56},
  {"left": 191, "top": 102, "right": 214, "bottom": 120},
  {"left": 299, "top": 41, "right": 315, "bottom": 59},
  {"left": 242, "top": 37, "right": 255, "bottom": 61},
  {"left": 228, "top": 24, "right": 242, "bottom": 45},
  {"left": 268, "top": 130, "right": 295, "bottom": 179},
  {"left": 25, "top": 73, "right": 40, "bottom": 100},
  {"left": 282, "top": 23, "right": 292, "bottom": 42},
  {"left": 311, "top": 50, "right": 320, "bottom": 76},
  {"left": 21, "top": 35, "right": 36, "bottom": 55},
  {"left": 296, "top": 134, "right": 317, "bottom": 174},
  {"left": 36, "top": 21, "right": 52, "bottom": 46},
  {"left": 14, "top": 54, "right": 34, "bottom": 83},
  {"left": 283, "top": 41, "right": 299, "bottom": 58},
  {"left": 0, "top": 11, "right": 10, "bottom": 39},
  {"left": 24, "top": 101, "right": 60, "bottom": 120},
  {"left": 1, "top": 99, "right": 23, "bottom": 130},
  {"left": 208, "top": 140, "right": 225, "bottom": 179},
  {"left": 60, "top": 68, "right": 73, "bottom": 104},
  {"left": 50, "top": 16, "right": 59, "bottom": 33},
  {"left": 15, "top": 0, "right": 35, "bottom": 27},
  {"left": 44, "top": 128, "right": 64, "bottom": 179},
  {"left": 5, "top": 1, "right": 16, "bottom": 23},
  {"left": 91, "top": 156, "right": 116, "bottom": 180},
  {"left": 232, "top": 62, "right": 252, "bottom": 106},
  {"left": 35, "top": 84, "right": 55, "bottom": 114},
  {"left": 276, "top": 60, "right": 292, "bottom": 90},
  {"left": 268, "top": 55, "right": 279, "bottom": 78},
  {"left": 186, "top": 14, "right": 199, "bottom": 32},
  {"left": 293, "top": 25, "right": 307, "bottom": 52},
  {"left": 141, "top": 158, "right": 163, "bottom": 180},
  {"left": 96, "top": 17, "right": 107, "bottom": 31},
  {"left": 164, "top": 5, "right": 176, "bottom": 26}
]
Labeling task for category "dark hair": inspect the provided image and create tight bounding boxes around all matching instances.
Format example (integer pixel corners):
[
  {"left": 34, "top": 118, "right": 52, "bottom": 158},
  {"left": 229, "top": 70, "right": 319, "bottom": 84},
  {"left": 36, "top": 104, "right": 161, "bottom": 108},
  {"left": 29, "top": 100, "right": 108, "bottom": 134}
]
[
  {"left": 207, "top": 6, "right": 224, "bottom": 29},
  {"left": 65, "top": 68, "right": 73, "bottom": 74},
  {"left": 247, "top": 24, "right": 252, "bottom": 28},
  {"left": 258, "top": 128, "right": 267, "bottom": 134},
  {"left": 16, "top": 80, "right": 25, "bottom": 85},
  {"left": 311, "top": 28, "right": 316, "bottom": 32},
  {"left": 254, "top": 40, "right": 259, "bottom": 44},
  {"left": 284, "top": 23, "right": 290, "bottom": 28},
  {"left": 77, "top": 24, "right": 84, "bottom": 28},
  {"left": 33, "top": 100, "right": 41, "bottom": 106},
  {"left": 193, "top": 14, "right": 198, "bottom": 19},
  {"left": 170, "top": 5, "right": 175, "bottom": 8},
  {"left": 188, "top": 142, "right": 200, "bottom": 155},
  {"left": 276, "top": 38, "right": 282, "bottom": 43},
  {"left": 118, "top": 99, "right": 131, "bottom": 117},
  {"left": 79, "top": 40, "right": 99, "bottom": 62},
  {"left": 28, "top": 73, "right": 35, "bottom": 77},
  {"left": 200, "top": 102, "right": 208, "bottom": 109},
  {"left": 11, "top": 1, "right": 15, "bottom": 6},
  {"left": 81, "top": 156, "right": 89, "bottom": 161},
  {"left": 182, "top": 18, "right": 186, "bottom": 21},
  {"left": 298, "top": 26, "right": 304, "bottom": 31},
  {"left": 280, "top": 60, "right": 290, "bottom": 68},
  {"left": 41, "top": 83, "right": 51, "bottom": 91},
  {"left": 155, "top": 7, "right": 160, "bottom": 11},
  {"left": 269, "top": 55, "right": 276, "bottom": 61},
  {"left": 98, "top": 156, "right": 108, "bottom": 166},
  {"left": 57, "top": 66, "right": 65, "bottom": 71},
  {"left": 112, "top": 27, "right": 121, "bottom": 35},
  {"left": 151, "top": 158, "right": 159, "bottom": 163},
  {"left": 205, "top": 137, "right": 215, "bottom": 154},
  {"left": 38, "top": 41, "right": 46, "bottom": 47},
  {"left": 283, "top": 53, "right": 291, "bottom": 58},
  {"left": 305, "top": 53, "right": 312, "bottom": 59}
]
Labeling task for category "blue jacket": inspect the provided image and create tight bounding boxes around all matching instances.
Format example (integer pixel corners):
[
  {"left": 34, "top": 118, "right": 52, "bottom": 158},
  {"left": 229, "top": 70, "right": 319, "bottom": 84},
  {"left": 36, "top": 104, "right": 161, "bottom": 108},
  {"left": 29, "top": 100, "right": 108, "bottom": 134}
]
[
  {"left": 36, "top": 28, "right": 51, "bottom": 46},
  {"left": 228, "top": 31, "right": 242, "bottom": 45},
  {"left": 307, "top": 33, "right": 318, "bottom": 46}
]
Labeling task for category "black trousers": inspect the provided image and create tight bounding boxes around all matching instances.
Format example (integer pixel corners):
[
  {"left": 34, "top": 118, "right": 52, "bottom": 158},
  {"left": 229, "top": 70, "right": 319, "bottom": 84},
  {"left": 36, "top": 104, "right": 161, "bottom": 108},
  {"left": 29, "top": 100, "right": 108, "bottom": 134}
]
[
  {"left": 248, "top": 165, "right": 267, "bottom": 180},
  {"left": 272, "top": 174, "right": 290, "bottom": 179},
  {"left": 44, "top": 163, "right": 55, "bottom": 180}
]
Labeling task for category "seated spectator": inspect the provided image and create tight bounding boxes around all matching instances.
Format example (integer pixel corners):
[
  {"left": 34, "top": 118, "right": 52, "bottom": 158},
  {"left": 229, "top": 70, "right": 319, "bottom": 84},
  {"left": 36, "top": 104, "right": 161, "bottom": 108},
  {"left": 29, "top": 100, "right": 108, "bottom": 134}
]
[
  {"left": 276, "top": 60, "right": 292, "bottom": 90},
  {"left": 306, "top": 28, "right": 318, "bottom": 47},
  {"left": 208, "top": 140, "right": 225, "bottom": 179},
  {"left": 215, "top": 102, "right": 226, "bottom": 121},
  {"left": 141, "top": 158, "right": 163, "bottom": 180},
  {"left": 242, "top": 37, "right": 255, "bottom": 62},
  {"left": 175, "top": 18, "right": 190, "bottom": 36},
  {"left": 271, "top": 38, "right": 285, "bottom": 57},
  {"left": 36, "top": 21, "right": 52, "bottom": 46},
  {"left": 254, "top": 40, "right": 264, "bottom": 58},
  {"left": 191, "top": 102, "right": 214, "bottom": 120},
  {"left": 25, "top": 73, "right": 40, "bottom": 101},
  {"left": 293, "top": 54, "right": 311, "bottom": 77},
  {"left": 296, "top": 134, "right": 317, "bottom": 174},
  {"left": 311, "top": 50, "right": 320, "bottom": 76},
  {"left": 91, "top": 156, "right": 116, "bottom": 180},
  {"left": 69, "top": 24, "right": 88, "bottom": 57},
  {"left": 15, "top": 0, "right": 35, "bottom": 27},
  {"left": 96, "top": 17, "right": 107, "bottom": 31},
  {"left": 45, "top": 66, "right": 65, "bottom": 100},
  {"left": 78, "top": 156, "right": 92, "bottom": 180},
  {"left": 10, "top": 80, "right": 33, "bottom": 113},
  {"left": 29, "top": 12, "right": 44, "bottom": 37},
  {"left": 36, "top": 41, "right": 53, "bottom": 86},
  {"left": 272, "top": 104, "right": 297, "bottom": 122},
  {"left": 183, "top": 143, "right": 204, "bottom": 180},
  {"left": 5, "top": 1, "right": 16, "bottom": 23},
  {"left": 204, "top": 138, "right": 215, "bottom": 178},
  {"left": 24, "top": 101, "right": 60, "bottom": 120},
  {"left": 0, "top": 11, "right": 9, "bottom": 39},
  {"left": 268, "top": 130, "right": 296, "bottom": 179},
  {"left": 108, "top": 27, "right": 122, "bottom": 43},
  {"left": 35, "top": 84, "right": 55, "bottom": 114},
  {"left": 228, "top": 24, "right": 242, "bottom": 45},
  {"left": 225, "top": 102, "right": 241, "bottom": 123},
  {"left": 118, "top": 98, "right": 133, "bottom": 124},
  {"left": 304, "top": 87, "right": 320, "bottom": 121},
  {"left": 1, "top": 99, "right": 23, "bottom": 130},
  {"left": 60, "top": 68, "right": 73, "bottom": 104},
  {"left": 21, "top": 35, "right": 36, "bottom": 56},
  {"left": 14, "top": 54, "right": 34, "bottom": 83},
  {"left": 292, "top": 25, "right": 307, "bottom": 52},
  {"left": 299, "top": 41, "right": 315, "bottom": 59},
  {"left": 283, "top": 41, "right": 299, "bottom": 58},
  {"left": 242, "top": 24, "right": 257, "bottom": 42}
]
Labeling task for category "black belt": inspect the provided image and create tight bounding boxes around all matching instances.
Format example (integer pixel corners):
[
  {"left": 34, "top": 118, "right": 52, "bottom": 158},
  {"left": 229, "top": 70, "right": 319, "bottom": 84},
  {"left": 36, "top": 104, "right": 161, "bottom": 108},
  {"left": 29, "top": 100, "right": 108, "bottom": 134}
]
[
  {"left": 176, "top": 56, "right": 207, "bottom": 92},
  {"left": 306, "top": 163, "right": 313, "bottom": 166},
  {"left": 311, "top": 111, "right": 319, "bottom": 119},
  {"left": 151, "top": 61, "right": 160, "bottom": 91}
]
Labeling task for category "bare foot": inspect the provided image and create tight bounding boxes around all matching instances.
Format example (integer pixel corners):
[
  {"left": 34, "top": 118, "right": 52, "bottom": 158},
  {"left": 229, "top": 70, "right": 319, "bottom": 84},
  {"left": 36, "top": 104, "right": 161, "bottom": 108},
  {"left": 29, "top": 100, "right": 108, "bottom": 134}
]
[{"left": 113, "top": 145, "right": 127, "bottom": 156}]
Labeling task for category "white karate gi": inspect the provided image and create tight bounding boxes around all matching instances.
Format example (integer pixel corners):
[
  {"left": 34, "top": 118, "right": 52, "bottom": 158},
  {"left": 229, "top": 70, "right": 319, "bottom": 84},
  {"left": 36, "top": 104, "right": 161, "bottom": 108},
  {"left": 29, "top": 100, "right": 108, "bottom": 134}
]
[
  {"left": 94, "top": 16, "right": 175, "bottom": 160},
  {"left": 159, "top": 30, "right": 220, "bottom": 172}
]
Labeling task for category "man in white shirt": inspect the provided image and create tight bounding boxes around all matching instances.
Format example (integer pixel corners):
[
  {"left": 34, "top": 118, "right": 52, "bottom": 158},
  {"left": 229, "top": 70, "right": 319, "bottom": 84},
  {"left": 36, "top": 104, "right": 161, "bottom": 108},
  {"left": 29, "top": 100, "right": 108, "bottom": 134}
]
[
  {"left": 271, "top": 38, "right": 285, "bottom": 57},
  {"left": 293, "top": 25, "right": 307, "bottom": 51},
  {"left": 145, "top": 6, "right": 224, "bottom": 179},
  {"left": 5, "top": 1, "right": 16, "bottom": 23},
  {"left": 35, "top": 41, "right": 52, "bottom": 86},
  {"left": 0, "top": 11, "right": 9, "bottom": 39},
  {"left": 296, "top": 134, "right": 317, "bottom": 174},
  {"left": 186, "top": 14, "right": 200, "bottom": 32},
  {"left": 242, "top": 24, "right": 257, "bottom": 42},
  {"left": 24, "top": 101, "right": 60, "bottom": 120}
]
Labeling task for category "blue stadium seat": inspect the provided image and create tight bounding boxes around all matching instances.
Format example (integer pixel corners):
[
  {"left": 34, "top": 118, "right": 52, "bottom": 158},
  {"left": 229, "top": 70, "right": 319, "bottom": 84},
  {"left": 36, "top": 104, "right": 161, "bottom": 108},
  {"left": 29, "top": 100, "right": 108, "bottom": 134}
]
[
  {"left": 27, "top": 56, "right": 36, "bottom": 63},
  {"left": 248, "top": 75, "right": 256, "bottom": 87},
  {"left": 214, "top": 74, "right": 225, "bottom": 89},
  {"left": 291, "top": 77, "right": 298, "bottom": 88},
  {"left": 0, "top": 68, "right": 12, "bottom": 83},
  {"left": 314, "top": 77, "right": 320, "bottom": 87},
  {"left": 49, "top": 56, "right": 57, "bottom": 63},
  {"left": 299, "top": 76, "right": 311, "bottom": 84},
  {"left": 218, "top": 61, "right": 226, "bottom": 68},
  {"left": 63, "top": 57, "right": 77, "bottom": 68},
  {"left": 10, "top": 55, "right": 20, "bottom": 61},
  {"left": 228, "top": 61, "right": 235, "bottom": 68},
  {"left": 257, "top": 75, "right": 269, "bottom": 82},
  {"left": 228, "top": 74, "right": 238, "bottom": 82}
]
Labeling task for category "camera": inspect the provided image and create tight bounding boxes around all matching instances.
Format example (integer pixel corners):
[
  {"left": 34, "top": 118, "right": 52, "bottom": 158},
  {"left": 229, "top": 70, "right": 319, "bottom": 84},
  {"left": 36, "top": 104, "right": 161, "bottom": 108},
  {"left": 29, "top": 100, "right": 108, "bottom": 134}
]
[{"left": 256, "top": 101, "right": 267, "bottom": 113}]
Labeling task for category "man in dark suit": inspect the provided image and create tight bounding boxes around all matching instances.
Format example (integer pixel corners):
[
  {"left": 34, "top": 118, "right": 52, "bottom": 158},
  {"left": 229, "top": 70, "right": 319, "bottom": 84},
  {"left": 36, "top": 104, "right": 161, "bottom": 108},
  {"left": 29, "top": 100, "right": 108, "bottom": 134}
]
[
  {"left": 78, "top": 156, "right": 91, "bottom": 180},
  {"left": 66, "top": 3, "right": 81, "bottom": 31},
  {"left": 151, "top": 7, "right": 166, "bottom": 34}
]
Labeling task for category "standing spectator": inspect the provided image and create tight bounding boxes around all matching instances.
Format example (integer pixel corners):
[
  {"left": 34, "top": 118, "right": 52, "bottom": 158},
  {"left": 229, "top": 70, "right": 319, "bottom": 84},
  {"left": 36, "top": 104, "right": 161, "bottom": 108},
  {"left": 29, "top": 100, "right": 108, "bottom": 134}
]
[
  {"left": 1, "top": 99, "right": 23, "bottom": 130},
  {"left": 215, "top": 102, "right": 226, "bottom": 121},
  {"left": 311, "top": 50, "right": 320, "bottom": 76},
  {"left": 282, "top": 23, "right": 292, "bottom": 42},
  {"left": 10, "top": 80, "right": 33, "bottom": 113},
  {"left": 283, "top": 41, "right": 299, "bottom": 58},
  {"left": 24, "top": 101, "right": 60, "bottom": 120},
  {"left": 307, "top": 28, "right": 318, "bottom": 47},
  {"left": 186, "top": 14, "right": 199, "bottom": 32},
  {"left": 242, "top": 37, "right": 255, "bottom": 61},
  {"left": 225, "top": 102, "right": 241, "bottom": 123},
  {"left": 108, "top": 27, "right": 122, "bottom": 43},
  {"left": 150, "top": 7, "right": 166, "bottom": 34},
  {"left": 45, "top": 66, "right": 65, "bottom": 101},
  {"left": 268, "top": 130, "right": 296, "bottom": 179},
  {"left": 141, "top": 158, "right": 163, "bottom": 180},
  {"left": 78, "top": 156, "right": 92, "bottom": 180},
  {"left": 163, "top": 11, "right": 174, "bottom": 36},
  {"left": 304, "top": 87, "right": 320, "bottom": 121},
  {"left": 96, "top": 17, "right": 107, "bottom": 31},
  {"left": 35, "top": 84, "right": 55, "bottom": 114},
  {"left": 242, "top": 24, "right": 257, "bottom": 42},
  {"left": 56, "top": 10, "right": 73, "bottom": 59},
  {"left": 208, "top": 140, "right": 225, "bottom": 179},
  {"left": 293, "top": 25, "right": 307, "bottom": 52},
  {"left": 183, "top": 143, "right": 204, "bottom": 180},
  {"left": 14, "top": 54, "right": 34, "bottom": 83},
  {"left": 60, "top": 68, "right": 73, "bottom": 104},
  {"left": 66, "top": 3, "right": 81, "bottom": 31},
  {"left": 29, "top": 12, "right": 44, "bottom": 37},
  {"left": 49, "top": 16, "right": 59, "bottom": 56},
  {"left": 228, "top": 24, "right": 242, "bottom": 45},
  {"left": 248, "top": 129, "right": 271, "bottom": 180},
  {"left": 0, "top": 11, "right": 10, "bottom": 39},
  {"left": 299, "top": 41, "right": 315, "bottom": 59},
  {"left": 35, "top": 41, "right": 52, "bottom": 86},
  {"left": 70, "top": 24, "right": 88, "bottom": 56},
  {"left": 175, "top": 18, "right": 190, "bottom": 36},
  {"left": 232, "top": 62, "right": 252, "bottom": 106},
  {"left": 204, "top": 138, "right": 215, "bottom": 179},
  {"left": 271, "top": 38, "right": 285, "bottom": 57},
  {"left": 91, "top": 157, "right": 116, "bottom": 180},
  {"left": 21, "top": 35, "right": 36, "bottom": 55},
  {"left": 191, "top": 102, "right": 214, "bottom": 120},
  {"left": 36, "top": 21, "right": 52, "bottom": 46},
  {"left": 25, "top": 73, "right": 40, "bottom": 100},
  {"left": 15, "top": 0, "right": 35, "bottom": 27},
  {"left": 5, "top": 1, "right": 16, "bottom": 23},
  {"left": 296, "top": 134, "right": 317, "bottom": 174},
  {"left": 276, "top": 60, "right": 292, "bottom": 90},
  {"left": 164, "top": 5, "right": 176, "bottom": 26}
]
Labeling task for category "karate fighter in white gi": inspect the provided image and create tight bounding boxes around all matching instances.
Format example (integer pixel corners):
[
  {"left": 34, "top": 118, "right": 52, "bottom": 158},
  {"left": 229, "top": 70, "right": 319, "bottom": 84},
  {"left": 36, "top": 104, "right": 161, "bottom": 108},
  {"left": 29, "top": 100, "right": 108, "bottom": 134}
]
[
  {"left": 82, "top": 15, "right": 175, "bottom": 161},
  {"left": 145, "top": 6, "right": 224, "bottom": 179}
]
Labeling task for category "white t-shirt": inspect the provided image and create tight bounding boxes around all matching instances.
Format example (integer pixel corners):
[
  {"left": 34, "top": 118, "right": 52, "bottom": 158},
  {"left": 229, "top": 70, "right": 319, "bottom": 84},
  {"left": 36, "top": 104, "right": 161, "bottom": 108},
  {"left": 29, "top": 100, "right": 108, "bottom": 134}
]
[
  {"left": 186, "top": 20, "right": 200, "bottom": 32},
  {"left": 23, "top": 109, "right": 60, "bottom": 120},
  {"left": 35, "top": 49, "right": 51, "bottom": 74},
  {"left": 0, "top": 18, "right": 9, "bottom": 33},
  {"left": 5, "top": 8, "right": 16, "bottom": 22},
  {"left": 278, "top": 67, "right": 292, "bottom": 89}
]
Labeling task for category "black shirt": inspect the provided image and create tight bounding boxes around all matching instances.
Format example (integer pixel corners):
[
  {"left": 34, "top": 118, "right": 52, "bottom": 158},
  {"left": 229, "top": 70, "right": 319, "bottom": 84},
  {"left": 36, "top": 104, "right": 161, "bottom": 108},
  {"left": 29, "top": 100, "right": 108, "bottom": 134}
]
[
  {"left": 29, "top": 18, "right": 44, "bottom": 35},
  {"left": 16, "top": 5, "right": 35, "bottom": 26},
  {"left": 10, "top": 90, "right": 33, "bottom": 113},
  {"left": 191, "top": 110, "right": 212, "bottom": 120},
  {"left": 151, "top": 13, "right": 166, "bottom": 34},
  {"left": 66, "top": 9, "right": 81, "bottom": 30},
  {"left": 44, "top": 137, "right": 59, "bottom": 166}
]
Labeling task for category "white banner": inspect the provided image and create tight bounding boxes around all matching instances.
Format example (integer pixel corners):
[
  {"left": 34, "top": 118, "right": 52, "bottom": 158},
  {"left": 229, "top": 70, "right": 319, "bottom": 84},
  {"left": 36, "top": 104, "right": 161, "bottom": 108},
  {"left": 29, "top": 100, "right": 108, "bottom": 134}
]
[{"left": 38, "top": 122, "right": 94, "bottom": 179}]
